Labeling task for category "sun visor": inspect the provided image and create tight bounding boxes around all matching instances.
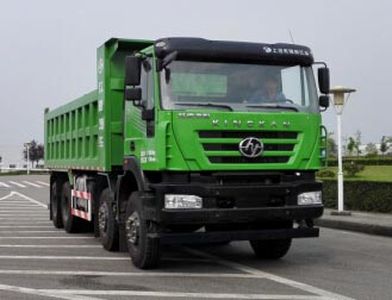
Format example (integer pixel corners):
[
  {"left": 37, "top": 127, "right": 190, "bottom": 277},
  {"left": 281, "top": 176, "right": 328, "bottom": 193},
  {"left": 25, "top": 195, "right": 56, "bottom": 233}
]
[{"left": 154, "top": 37, "right": 314, "bottom": 66}]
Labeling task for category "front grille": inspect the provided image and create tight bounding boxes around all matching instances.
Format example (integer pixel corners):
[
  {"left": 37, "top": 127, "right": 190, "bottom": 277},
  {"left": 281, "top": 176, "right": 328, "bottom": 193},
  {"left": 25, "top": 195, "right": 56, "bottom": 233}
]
[
  {"left": 198, "top": 130, "right": 299, "bottom": 164},
  {"left": 209, "top": 156, "right": 290, "bottom": 164},
  {"left": 199, "top": 130, "right": 297, "bottom": 139},
  {"left": 203, "top": 144, "right": 294, "bottom": 151}
]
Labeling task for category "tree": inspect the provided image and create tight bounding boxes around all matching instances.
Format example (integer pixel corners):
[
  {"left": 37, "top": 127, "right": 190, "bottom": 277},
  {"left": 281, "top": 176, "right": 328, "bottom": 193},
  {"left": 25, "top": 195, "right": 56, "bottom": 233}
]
[
  {"left": 346, "top": 132, "right": 361, "bottom": 157},
  {"left": 380, "top": 136, "right": 390, "bottom": 156},
  {"left": 23, "top": 140, "right": 44, "bottom": 168},
  {"left": 344, "top": 160, "right": 365, "bottom": 177},
  {"left": 354, "top": 130, "right": 362, "bottom": 157},
  {"left": 327, "top": 132, "right": 337, "bottom": 158},
  {"left": 365, "top": 143, "right": 378, "bottom": 157},
  {"left": 346, "top": 137, "right": 356, "bottom": 156}
]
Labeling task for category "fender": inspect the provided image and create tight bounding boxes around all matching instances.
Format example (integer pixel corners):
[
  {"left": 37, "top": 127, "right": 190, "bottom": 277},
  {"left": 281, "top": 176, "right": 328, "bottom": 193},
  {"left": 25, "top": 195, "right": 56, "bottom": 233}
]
[
  {"left": 122, "top": 156, "right": 149, "bottom": 191},
  {"left": 115, "top": 156, "right": 149, "bottom": 223}
]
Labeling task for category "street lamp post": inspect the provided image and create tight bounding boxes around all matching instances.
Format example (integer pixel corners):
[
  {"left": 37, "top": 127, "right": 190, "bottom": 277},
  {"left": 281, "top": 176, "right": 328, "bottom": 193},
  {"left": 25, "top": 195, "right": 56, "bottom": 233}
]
[
  {"left": 329, "top": 86, "right": 356, "bottom": 215},
  {"left": 24, "top": 142, "right": 31, "bottom": 175}
]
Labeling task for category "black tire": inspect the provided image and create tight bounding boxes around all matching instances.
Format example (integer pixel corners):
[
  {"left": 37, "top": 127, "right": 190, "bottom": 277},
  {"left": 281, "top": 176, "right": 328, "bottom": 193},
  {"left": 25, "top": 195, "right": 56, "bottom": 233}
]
[
  {"left": 61, "top": 181, "right": 83, "bottom": 233},
  {"left": 249, "top": 239, "right": 292, "bottom": 259},
  {"left": 50, "top": 181, "right": 63, "bottom": 228},
  {"left": 98, "top": 188, "right": 119, "bottom": 251},
  {"left": 125, "top": 192, "right": 161, "bottom": 269}
]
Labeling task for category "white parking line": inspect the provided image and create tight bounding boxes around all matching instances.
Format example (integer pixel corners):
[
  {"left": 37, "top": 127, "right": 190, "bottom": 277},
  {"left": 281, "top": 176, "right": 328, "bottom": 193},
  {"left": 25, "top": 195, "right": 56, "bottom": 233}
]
[
  {"left": 0, "top": 222, "right": 50, "bottom": 225},
  {"left": 0, "top": 200, "right": 34, "bottom": 203},
  {"left": 0, "top": 231, "right": 62, "bottom": 234},
  {"left": 0, "top": 211, "right": 47, "bottom": 214},
  {"left": 0, "top": 245, "right": 101, "bottom": 248},
  {"left": 0, "top": 269, "right": 258, "bottom": 279},
  {"left": 0, "top": 215, "right": 49, "bottom": 221},
  {"left": 0, "top": 283, "right": 101, "bottom": 300},
  {"left": 0, "top": 182, "right": 10, "bottom": 188},
  {"left": 0, "top": 191, "right": 46, "bottom": 208},
  {"left": 0, "top": 210, "right": 47, "bottom": 213},
  {"left": 0, "top": 255, "right": 129, "bottom": 260},
  {"left": 0, "top": 236, "right": 93, "bottom": 239},
  {"left": 0, "top": 205, "right": 43, "bottom": 208},
  {"left": 8, "top": 181, "right": 26, "bottom": 188},
  {"left": 0, "top": 209, "right": 42, "bottom": 211},
  {"left": 37, "top": 289, "right": 328, "bottom": 299},
  {"left": 36, "top": 181, "right": 50, "bottom": 187},
  {"left": 22, "top": 181, "right": 42, "bottom": 188},
  {"left": 0, "top": 214, "right": 48, "bottom": 217},
  {"left": 0, "top": 225, "right": 51, "bottom": 228},
  {"left": 186, "top": 248, "right": 354, "bottom": 300}
]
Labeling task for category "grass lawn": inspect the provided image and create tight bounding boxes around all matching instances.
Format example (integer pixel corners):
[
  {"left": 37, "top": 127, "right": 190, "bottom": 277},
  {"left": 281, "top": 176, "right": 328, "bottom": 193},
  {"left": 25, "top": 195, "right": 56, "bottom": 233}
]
[{"left": 319, "top": 165, "right": 392, "bottom": 182}]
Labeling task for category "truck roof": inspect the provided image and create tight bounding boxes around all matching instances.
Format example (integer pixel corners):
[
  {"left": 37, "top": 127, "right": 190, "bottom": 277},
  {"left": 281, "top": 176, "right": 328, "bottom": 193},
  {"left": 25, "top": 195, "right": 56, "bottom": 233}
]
[
  {"left": 102, "top": 37, "right": 313, "bottom": 65},
  {"left": 154, "top": 37, "right": 314, "bottom": 65}
]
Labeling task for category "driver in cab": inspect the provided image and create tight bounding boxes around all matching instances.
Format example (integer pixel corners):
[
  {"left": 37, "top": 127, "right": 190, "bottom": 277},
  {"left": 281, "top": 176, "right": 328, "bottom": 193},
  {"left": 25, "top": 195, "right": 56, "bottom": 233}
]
[{"left": 248, "top": 74, "right": 286, "bottom": 103}]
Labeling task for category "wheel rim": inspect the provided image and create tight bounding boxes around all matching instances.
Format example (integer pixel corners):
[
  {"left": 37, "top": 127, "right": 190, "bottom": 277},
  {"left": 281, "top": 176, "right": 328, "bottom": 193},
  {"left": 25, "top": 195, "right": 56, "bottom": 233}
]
[
  {"left": 125, "top": 211, "right": 140, "bottom": 245},
  {"left": 98, "top": 202, "right": 109, "bottom": 235}
]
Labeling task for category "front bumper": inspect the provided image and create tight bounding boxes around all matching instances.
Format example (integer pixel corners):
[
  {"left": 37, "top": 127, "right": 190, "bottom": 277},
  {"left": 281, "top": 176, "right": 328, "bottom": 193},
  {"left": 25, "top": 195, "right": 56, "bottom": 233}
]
[
  {"left": 125, "top": 174, "right": 324, "bottom": 245},
  {"left": 150, "top": 227, "right": 319, "bottom": 245},
  {"left": 160, "top": 205, "right": 323, "bottom": 224},
  {"left": 147, "top": 178, "right": 323, "bottom": 225}
]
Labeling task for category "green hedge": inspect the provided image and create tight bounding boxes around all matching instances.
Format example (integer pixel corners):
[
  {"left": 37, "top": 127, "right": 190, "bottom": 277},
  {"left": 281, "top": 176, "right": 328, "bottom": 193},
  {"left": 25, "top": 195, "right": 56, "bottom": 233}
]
[
  {"left": 322, "top": 180, "right": 392, "bottom": 213},
  {"left": 327, "top": 157, "right": 392, "bottom": 166}
]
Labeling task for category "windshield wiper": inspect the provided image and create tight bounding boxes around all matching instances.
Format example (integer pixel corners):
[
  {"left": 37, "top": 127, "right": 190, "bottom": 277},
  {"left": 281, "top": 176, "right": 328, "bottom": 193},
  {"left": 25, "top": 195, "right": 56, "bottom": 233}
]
[
  {"left": 246, "top": 103, "right": 299, "bottom": 112},
  {"left": 174, "top": 102, "right": 233, "bottom": 111}
]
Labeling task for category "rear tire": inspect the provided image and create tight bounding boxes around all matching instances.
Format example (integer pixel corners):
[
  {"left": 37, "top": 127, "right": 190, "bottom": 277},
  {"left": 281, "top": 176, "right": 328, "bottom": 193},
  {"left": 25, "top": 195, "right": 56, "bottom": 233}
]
[
  {"left": 125, "top": 192, "right": 161, "bottom": 269},
  {"left": 98, "top": 188, "right": 119, "bottom": 251},
  {"left": 50, "top": 181, "right": 63, "bottom": 228},
  {"left": 61, "top": 181, "right": 83, "bottom": 233}
]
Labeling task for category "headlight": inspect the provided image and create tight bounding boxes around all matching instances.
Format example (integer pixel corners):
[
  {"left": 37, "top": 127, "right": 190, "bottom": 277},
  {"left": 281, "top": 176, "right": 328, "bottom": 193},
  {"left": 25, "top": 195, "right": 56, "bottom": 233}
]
[
  {"left": 164, "top": 194, "right": 203, "bottom": 209},
  {"left": 297, "top": 191, "right": 322, "bottom": 205}
]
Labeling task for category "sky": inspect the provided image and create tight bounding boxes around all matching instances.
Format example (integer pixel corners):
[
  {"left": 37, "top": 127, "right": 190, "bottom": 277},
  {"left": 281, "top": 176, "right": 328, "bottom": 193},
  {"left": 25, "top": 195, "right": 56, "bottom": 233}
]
[{"left": 0, "top": 0, "right": 391, "bottom": 165}]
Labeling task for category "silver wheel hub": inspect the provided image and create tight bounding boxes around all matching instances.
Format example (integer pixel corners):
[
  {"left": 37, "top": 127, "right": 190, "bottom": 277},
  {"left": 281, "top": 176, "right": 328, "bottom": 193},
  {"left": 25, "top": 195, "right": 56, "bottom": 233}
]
[
  {"left": 126, "top": 212, "right": 140, "bottom": 245},
  {"left": 98, "top": 202, "right": 109, "bottom": 233}
]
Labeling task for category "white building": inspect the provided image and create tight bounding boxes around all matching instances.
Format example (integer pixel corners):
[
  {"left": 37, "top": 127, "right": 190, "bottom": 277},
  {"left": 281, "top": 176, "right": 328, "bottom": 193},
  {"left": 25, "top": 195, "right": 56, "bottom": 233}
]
[{"left": 358, "top": 142, "right": 392, "bottom": 156}]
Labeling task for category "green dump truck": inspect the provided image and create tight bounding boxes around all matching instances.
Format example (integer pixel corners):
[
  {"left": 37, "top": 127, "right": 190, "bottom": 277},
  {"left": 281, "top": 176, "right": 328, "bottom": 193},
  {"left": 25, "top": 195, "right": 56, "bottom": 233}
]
[{"left": 45, "top": 37, "right": 330, "bottom": 269}]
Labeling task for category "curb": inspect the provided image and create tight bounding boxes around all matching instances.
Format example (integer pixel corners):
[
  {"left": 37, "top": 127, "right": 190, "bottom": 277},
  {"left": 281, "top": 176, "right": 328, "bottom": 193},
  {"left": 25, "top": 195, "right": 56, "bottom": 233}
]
[{"left": 315, "top": 219, "right": 392, "bottom": 237}]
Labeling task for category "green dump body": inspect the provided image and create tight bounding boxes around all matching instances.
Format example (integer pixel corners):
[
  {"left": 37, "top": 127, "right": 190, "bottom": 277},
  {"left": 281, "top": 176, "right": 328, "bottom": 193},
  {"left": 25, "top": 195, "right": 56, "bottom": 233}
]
[{"left": 44, "top": 39, "right": 153, "bottom": 171}]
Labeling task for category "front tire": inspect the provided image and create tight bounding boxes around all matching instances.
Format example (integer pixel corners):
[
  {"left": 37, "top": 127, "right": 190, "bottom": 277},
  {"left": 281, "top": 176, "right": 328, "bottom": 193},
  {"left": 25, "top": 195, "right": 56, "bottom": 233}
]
[
  {"left": 250, "top": 239, "right": 292, "bottom": 259},
  {"left": 125, "top": 192, "right": 161, "bottom": 269},
  {"left": 98, "top": 188, "right": 119, "bottom": 251},
  {"left": 249, "top": 221, "right": 293, "bottom": 259}
]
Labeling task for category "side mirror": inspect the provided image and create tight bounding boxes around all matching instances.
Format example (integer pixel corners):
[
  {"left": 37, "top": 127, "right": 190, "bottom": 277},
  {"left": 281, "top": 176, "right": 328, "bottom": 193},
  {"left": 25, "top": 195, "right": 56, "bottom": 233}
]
[
  {"left": 319, "top": 95, "right": 330, "bottom": 111},
  {"left": 125, "top": 56, "right": 141, "bottom": 86},
  {"left": 318, "top": 67, "right": 330, "bottom": 94},
  {"left": 125, "top": 87, "right": 142, "bottom": 102}
]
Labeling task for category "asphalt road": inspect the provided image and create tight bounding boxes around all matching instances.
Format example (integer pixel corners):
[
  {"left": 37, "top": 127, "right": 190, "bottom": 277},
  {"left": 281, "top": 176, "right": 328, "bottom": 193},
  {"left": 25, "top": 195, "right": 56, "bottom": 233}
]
[{"left": 0, "top": 174, "right": 391, "bottom": 300}]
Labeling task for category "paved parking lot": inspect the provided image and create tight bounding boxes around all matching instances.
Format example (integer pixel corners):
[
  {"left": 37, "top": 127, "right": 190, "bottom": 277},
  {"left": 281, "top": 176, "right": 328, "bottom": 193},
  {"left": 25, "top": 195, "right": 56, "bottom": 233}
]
[{"left": 0, "top": 175, "right": 391, "bottom": 299}]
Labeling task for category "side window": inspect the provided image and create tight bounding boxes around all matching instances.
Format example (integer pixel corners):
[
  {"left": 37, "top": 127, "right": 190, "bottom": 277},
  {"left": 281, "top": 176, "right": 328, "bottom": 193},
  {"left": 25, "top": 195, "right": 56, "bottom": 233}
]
[
  {"left": 281, "top": 66, "right": 310, "bottom": 107},
  {"left": 281, "top": 66, "right": 301, "bottom": 103},
  {"left": 140, "top": 59, "right": 154, "bottom": 110}
]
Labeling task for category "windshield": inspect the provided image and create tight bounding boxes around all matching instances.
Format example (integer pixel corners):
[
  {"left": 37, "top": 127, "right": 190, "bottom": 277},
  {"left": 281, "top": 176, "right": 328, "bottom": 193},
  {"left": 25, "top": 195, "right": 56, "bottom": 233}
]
[{"left": 160, "top": 61, "right": 319, "bottom": 113}]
